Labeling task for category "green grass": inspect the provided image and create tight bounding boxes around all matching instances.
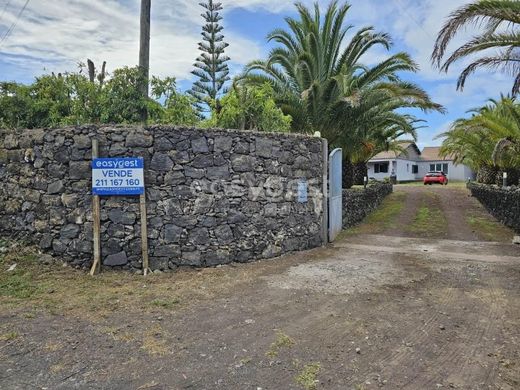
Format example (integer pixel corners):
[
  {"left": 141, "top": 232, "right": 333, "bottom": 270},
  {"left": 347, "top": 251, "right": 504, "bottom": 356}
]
[
  {"left": 0, "top": 331, "right": 19, "bottom": 341},
  {"left": 396, "top": 181, "right": 468, "bottom": 188},
  {"left": 151, "top": 298, "right": 180, "bottom": 309},
  {"left": 266, "top": 331, "right": 295, "bottom": 358},
  {"left": 345, "top": 191, "right": 406, "bottom": 235},
  {"left": 295, "top": 363, "right": 321, "bottom": 390},
  {"left": 0, "top": 251, "right": 41, "bottom": 299},
  {"left": 407, "top": 194, "right": 447, "bottom": 236},
  {"left": 467, "top": 214, "right": 513, "bottom": 242}
]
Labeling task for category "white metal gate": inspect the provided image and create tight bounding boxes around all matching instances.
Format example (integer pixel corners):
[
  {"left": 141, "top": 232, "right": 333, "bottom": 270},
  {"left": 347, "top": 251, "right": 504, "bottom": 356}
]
[{"left": 329, "top": 148, "right": 343, "bottom": 242}]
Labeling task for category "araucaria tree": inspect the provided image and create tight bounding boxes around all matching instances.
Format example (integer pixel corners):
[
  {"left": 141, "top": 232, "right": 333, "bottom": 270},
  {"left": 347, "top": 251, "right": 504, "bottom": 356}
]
[{"left": 190, "top": 0, "right": 231, "bottom": 112}]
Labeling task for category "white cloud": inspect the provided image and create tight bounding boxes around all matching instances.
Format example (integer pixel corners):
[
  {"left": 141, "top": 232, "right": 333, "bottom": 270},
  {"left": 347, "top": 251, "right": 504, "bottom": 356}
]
[{"left": 0, "top": 0, "right": 264, "bottom": 81}]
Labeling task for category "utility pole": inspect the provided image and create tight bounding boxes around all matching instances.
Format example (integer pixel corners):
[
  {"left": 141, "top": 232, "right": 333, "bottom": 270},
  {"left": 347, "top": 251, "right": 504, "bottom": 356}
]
[{"left": 139, "top": 0, "right": 151, "bottom": 122}]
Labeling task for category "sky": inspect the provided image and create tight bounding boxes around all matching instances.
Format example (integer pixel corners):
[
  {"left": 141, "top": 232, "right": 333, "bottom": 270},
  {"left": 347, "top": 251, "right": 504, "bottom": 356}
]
[{"left": 0, "top": 0, "right": 514, "bottom": 148}]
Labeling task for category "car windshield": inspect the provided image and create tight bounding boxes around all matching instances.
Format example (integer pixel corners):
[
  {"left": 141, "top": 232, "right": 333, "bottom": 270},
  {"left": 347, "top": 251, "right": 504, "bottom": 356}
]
[{"left": 426, "top": 173, "right": 441, "bottom": 177}]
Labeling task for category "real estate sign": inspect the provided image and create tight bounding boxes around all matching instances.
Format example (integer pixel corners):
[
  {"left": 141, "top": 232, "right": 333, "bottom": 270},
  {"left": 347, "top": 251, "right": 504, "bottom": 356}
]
[{"left": 92, "top": 158, "right": 145, "bottom": 196}]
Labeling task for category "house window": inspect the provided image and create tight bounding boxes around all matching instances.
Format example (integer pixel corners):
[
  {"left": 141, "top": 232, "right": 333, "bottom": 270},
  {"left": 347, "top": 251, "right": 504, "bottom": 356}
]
[
  {"left": 412, "top": 165, "right": 419, "bottom": 174},
  {"left": 374, "top": 163, "right": 389, "bottom": 174},
  {"left": 430, "top": 163, "right": 448, "bottom": 173},
  {"left": 407, "top": 164, "right": 409, "bottom": 172}
]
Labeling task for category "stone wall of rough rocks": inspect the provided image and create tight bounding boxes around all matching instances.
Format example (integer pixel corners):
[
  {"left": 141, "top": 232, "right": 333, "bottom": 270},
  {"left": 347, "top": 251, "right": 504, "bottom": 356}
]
[
  {"left": 467, "top": 183, "right": 520, "bottom": 233},
  {"left": 0, "top": 125, "right": 326, "bottom": 271},
  {"left": 342, "top": 183, "right": 393, "bottom": 229}
]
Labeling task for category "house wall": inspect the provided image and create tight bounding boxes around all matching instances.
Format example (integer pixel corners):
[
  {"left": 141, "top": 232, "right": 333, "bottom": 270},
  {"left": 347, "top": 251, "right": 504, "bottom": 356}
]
[
  {"left": 367, "top": 159, "right": 421, "bottom": 182},
  {"left": 419, "top": 161, "right": 475, "bottom": 181},
  {"left": 395, "top": 159, "right": 421, "bottom": 182},
  {"left": 367, "top": 160, "right": 394, "bottom": 181},
  {"left": 0, "top": 125, "right": 326, "bottom": 271}
]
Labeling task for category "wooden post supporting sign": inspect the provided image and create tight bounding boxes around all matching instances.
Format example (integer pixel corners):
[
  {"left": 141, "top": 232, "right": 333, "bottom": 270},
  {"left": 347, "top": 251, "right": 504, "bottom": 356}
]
[
  {"left": 90, "top": 139, "right": 102, "bottom": 275},
  {"left": 140, "top": 193, "right": 149, "bottom": 276}
]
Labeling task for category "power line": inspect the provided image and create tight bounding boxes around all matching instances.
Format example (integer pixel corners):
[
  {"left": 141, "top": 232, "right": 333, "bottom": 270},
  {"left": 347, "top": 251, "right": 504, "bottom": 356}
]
[
  {"left": 0, "top": 0, "right": 13, "bottom": 25},
  {"left": 392, "top": 0, "right": 435, "bottom": 41},
  {"left": 0, "top": 0, "right": 30, "bottom": 48}
]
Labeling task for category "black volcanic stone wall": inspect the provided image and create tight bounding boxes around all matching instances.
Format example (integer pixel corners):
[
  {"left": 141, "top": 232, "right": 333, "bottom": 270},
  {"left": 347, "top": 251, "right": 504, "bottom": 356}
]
[
  {"left": 342, "top": 183, "right": 393, "bottom": 229},
  {"left": 0, "top": 125, "right": 325, "bottom": 271},
  {"left": 468, "top": 183, "right": 520, "bottom": 233}
]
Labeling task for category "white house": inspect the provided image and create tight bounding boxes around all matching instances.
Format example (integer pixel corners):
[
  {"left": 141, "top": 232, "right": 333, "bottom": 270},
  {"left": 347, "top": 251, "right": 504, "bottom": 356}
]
[{"left": 367, "top": 142, "right": 476, "bottom": 182}]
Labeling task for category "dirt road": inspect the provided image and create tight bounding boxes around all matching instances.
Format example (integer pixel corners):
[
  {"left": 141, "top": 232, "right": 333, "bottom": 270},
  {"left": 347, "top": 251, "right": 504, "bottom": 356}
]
[{"left": 1, "top": 185, "right": 519, "bottom": 389}]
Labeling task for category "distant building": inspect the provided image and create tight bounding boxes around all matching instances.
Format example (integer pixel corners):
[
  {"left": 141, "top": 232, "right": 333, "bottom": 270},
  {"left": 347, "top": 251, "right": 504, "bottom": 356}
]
[{"left": 367, "top": 142, "right": 476, "bottom": 182}]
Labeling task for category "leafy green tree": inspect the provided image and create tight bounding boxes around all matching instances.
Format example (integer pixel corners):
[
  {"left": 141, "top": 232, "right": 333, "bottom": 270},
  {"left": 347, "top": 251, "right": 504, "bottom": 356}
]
[
  {"left": 151, "top": 76, "right": 200, "bottom": 126},
  {"left": 244, "top": 1, "right": 442, "bottom": 187},
  {"left": 0, "top": 66, "right": 201, "bottom": 128},
  {"left": 190, "top": 0, "right": 231, "bottom": 112},
  {"left": 100, "top": 67, "right": 148, "bottom": 123},
  {"left": 432, "top": 0, "right": 520, "bottom": 94},
  {"left": 0, "top": 82, "right": 36, "bottom": 129},
  {"left": 209, "top": 83, "right": 292, "bottom": 132}
]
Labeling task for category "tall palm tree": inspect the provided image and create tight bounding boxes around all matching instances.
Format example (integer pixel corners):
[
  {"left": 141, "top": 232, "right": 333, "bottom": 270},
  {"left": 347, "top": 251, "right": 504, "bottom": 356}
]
[
  {"left": 243, "top": 1, "right": 442, "bottom": 187},
  {"left": 432, "top": 0, "right": 520, "bottom": 94},
  {"left": 438, "top": 96, "right": 520, "bottom": 184}
]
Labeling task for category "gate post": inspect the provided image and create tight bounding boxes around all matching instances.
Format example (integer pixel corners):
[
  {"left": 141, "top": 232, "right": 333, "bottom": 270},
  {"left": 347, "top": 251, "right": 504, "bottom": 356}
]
[
  {"left": 321, "top": 139, "right": 329, "bottom": 245},
  {"left": 328, "top": 148, "right": 343, "bottom": 242}
]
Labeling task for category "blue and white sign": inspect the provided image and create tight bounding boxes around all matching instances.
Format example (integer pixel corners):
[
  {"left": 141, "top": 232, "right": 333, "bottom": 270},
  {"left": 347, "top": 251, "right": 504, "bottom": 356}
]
[{"left": 92, "top": 158, "right": 145, "bottom": 196}]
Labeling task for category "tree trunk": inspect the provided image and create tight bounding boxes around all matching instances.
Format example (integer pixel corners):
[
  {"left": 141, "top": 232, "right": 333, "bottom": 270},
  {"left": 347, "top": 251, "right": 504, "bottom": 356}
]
[
  {"left": 87, "top": 59, "right": 96, "bottom": 83},
  {"left": 353, "top": 162, "right": 368, "bottom": 186},
  {"left": 477, "top": 165, "right": 499, "bottom": 184},
  {"left": 342, "top": 159, "right": 354, "bottom": 189}
]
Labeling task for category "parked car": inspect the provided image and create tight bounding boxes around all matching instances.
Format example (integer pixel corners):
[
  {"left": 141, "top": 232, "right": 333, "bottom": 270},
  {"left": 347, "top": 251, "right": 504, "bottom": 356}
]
[{"left": 424, "top": 172, "right": 448, "bottom": 185}]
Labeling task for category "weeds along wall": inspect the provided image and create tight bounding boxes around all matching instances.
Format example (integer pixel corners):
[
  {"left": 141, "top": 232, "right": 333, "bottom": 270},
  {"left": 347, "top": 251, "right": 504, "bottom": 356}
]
[
  {"left": 342, "top": 183, "right": 393, "bottom": 229},
  {"left": 467, "top": 183, "right": 520, "bottom": 233},
  {"left": 0, "top": 125, "right": 326, "bottom": 271}
]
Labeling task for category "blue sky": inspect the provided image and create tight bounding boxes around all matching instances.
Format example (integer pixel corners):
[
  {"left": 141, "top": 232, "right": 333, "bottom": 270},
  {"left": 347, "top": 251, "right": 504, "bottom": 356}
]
[{"left": 0, "top": 0, "right": 514, "bottom": 148}]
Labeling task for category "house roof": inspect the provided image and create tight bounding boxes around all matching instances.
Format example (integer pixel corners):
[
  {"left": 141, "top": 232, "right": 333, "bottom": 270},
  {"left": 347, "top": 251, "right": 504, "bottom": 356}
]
[
  {"left": 371, "top": 142, "right": 420, "bottom": 160},
  {"left": 421, "top": 147, "right": 451, "bottom": 162},
  {"left": 369, "top": 143, "right": 455, "bottom": 163}
]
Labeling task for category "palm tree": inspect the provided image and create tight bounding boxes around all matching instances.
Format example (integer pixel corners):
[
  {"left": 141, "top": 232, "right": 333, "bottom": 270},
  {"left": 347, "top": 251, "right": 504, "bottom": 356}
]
[
  {"left": 432, "top": 0, "right": 520, "bottom": 94},
  {"left": 438, "top": 96, "right": 520, "bottom": 184},
  {"left": 243, "top": 1, "right": 442, "bottom": 186}
]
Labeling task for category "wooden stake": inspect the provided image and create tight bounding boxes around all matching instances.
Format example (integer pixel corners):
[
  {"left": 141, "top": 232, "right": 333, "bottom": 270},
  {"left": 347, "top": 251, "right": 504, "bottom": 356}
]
[
  {"left": 140, "top": 193, "right": 149, "bottom": 276},
  {"left": 90, "top": 139, "right": 101, "bottom": 276}
]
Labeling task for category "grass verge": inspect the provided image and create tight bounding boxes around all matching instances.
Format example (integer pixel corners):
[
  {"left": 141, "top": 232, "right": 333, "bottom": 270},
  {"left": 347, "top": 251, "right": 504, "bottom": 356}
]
[
  {"left": 0, "top": 242, "right": 259, "bottom": 320},
  {"left": 467, "top": 213, "right": 513, "bottom": 242},
  {"left": 345, "top": 191, "right": 406, "bottom": 235}
]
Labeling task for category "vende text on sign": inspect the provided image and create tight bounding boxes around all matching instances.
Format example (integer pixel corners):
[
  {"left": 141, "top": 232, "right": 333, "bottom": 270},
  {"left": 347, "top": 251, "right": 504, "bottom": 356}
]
[{"left": 92, "top": 158, "right": 145, "bottom": 196}]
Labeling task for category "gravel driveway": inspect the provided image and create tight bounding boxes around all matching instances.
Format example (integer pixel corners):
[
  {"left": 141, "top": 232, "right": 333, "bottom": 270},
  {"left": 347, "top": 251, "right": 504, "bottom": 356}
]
[{"left": 1, "top": 185, "right": 519, "bottom": 389}]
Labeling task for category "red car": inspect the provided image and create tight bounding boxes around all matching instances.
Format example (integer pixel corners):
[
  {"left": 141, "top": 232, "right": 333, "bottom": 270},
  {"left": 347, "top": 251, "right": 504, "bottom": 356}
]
[{"left": 424, "top": 172, "right": 448, "bottom": 185}]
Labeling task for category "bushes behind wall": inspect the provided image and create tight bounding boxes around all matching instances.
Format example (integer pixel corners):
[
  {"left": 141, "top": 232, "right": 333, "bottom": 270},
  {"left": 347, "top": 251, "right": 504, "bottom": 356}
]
[
  {"left": 467, "top": 183, "right": 520, "bottom": 233},
  {"left": 342, "top": 183, "right": 393, "bottom": 229}
]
